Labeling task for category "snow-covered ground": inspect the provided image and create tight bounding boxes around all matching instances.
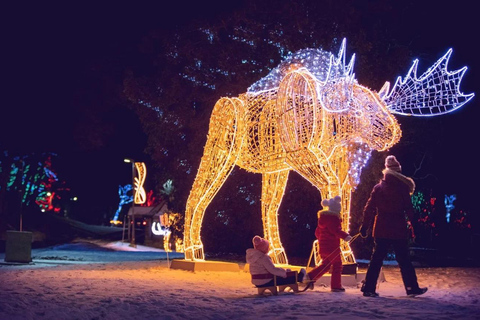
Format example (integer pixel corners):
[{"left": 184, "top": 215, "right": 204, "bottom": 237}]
[{"left": 1, "top": 240, "right": 479, "bottom": 320}]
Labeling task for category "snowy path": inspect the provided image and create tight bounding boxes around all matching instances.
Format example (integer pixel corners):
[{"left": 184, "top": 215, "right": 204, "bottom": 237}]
[{"left": 1, "top": 260, "right": 479, "bottom": 320}]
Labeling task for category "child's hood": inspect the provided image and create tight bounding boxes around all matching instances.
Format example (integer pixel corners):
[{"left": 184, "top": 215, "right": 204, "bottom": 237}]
[{"left": 246, "top": 248, "right": 265, "bottom": 264}]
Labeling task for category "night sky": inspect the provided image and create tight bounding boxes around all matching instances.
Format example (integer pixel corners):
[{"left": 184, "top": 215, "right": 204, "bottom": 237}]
[
  {"left": 2, "top": 1, "right": 242, "bottom": 218},
  {"left": 2, "top": 1, "right": 478, "bottom": 221}
]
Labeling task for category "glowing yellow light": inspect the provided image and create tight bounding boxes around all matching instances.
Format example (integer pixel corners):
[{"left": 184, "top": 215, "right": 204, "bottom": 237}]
[
  {"left": 182, "top": 39, "right": 473, "bottom": 265},
  {"left": 134, "top": 162, "right": 146, "bottom": 204},
  {"left": 175, "top": 238, "right": 184, "bottom": 253},
  {"left": 163, "top": 232, "right": 172, "bottom": 252}
]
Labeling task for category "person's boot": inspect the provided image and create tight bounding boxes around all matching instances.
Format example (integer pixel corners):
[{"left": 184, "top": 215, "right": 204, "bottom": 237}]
[
  {"left": 361, "top": 281, "right": 379, "bottom": 297},
  {"left": 406, "top": 287, "right": 428, "bottom": 297},
  {"left": 363, "top": 291, "right": 379, "bottom": 297},
  {"left": 298, "top": 281, "right": 315, "bottom": 292}
]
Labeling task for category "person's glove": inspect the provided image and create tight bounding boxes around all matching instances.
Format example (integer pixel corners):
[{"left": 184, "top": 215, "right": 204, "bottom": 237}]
[
  {"left": 345, "top": 235, "right": 352, "bottom": 242},
  {"left": 359, "top": 225, "right": 368, "bottom": 238}
]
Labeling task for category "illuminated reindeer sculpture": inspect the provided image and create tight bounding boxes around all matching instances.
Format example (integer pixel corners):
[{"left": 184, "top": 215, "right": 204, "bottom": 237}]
[{"left": 183, "top": 39, "right": 474, "bottom": 264}]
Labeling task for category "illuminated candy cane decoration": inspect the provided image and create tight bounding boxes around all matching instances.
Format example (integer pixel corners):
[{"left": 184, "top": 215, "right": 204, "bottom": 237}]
[{"left": 134, "top": 162, "right": 146, "bottom": 204}]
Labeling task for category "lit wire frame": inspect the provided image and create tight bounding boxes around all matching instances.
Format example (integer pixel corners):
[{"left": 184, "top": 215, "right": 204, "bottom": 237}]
[
  {"left": 183, "top": 39, "right": 474, "bottom": 264},
  {"left": 134, "top": 162, "right": 147, "bottom": 205}
]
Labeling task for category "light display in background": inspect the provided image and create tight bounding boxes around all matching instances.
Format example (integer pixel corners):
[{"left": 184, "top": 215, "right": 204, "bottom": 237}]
[
  {"left": 144, "top": 190, "right": 158, "bottom": 207},
  {"left": 444, "top": 194, "right": 456, "bottom": 223},
  {"left": 3, "top": 153, "right": 72, "bottom": 214},
  {"left": 151, "top": 213, "right": 172, "bottom": 251},
  {"left": 111, "top": 184, "right": 133, "bottom": 225},
  {"left": 134, "top": 162, "right": 147, "bottom": 204},
  {"left": 183, "top": 39, "right": 474, "bottom": 264},
  {"left": 111, "top": 161, "right": 147, "bottom": 225}
]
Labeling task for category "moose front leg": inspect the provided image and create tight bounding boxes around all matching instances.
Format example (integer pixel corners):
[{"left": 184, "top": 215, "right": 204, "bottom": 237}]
[
  {"left": 183, "top": 97, "right": 245, "bottom": 261},
  {"left": 261, "top": 171, "right": 289, "bottom": 265}
]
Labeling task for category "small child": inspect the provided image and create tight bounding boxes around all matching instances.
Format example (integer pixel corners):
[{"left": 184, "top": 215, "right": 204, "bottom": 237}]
[
  {"left": 306, "top": 196, "right": 352, "bottom": 292},
  {"left": 246, "top": 235, "right": 306, "bottom": 288}
]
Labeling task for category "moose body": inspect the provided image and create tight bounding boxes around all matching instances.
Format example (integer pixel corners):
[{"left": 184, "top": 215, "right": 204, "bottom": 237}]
[{"left": 183, "top": 39, "right": 474, "bottom": 264}]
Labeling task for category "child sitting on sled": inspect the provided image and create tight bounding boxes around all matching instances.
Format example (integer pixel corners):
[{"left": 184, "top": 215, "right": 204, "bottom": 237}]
[
  {"left": 246, "top": 235, "right": 308, "bottom": 288},
  {"left": 305, "top": 196, "right": 352, "bottom": 292}
]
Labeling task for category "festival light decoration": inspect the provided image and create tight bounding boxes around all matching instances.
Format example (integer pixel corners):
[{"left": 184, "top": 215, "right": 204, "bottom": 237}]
[
  {"left": 111, "top": 162, "right": 147, "bottom": 225},
  {"left": 5, "top": 154, "right": 69, "bottom": 213},
  {"left": 111, "top": 184, "right": 133, "bottom": 225},
  {"left": 151, "top": 221, "right": 172, "bottom": 251},
  {"left": 183, "top": 39, "right": 474, "bottom": 264},
  {"left": 445, "top": 194, "right": 456, "bottom": 223},
  {"left": 35, "top": 190, "right": 54, "bottom": 212},
  {"left": 151, "top": 213, "right": 173, "bottom": 251},
  {"left": 144, "top": 190, "right": 157, "bottom": 207},
  {"left": 134, "top": 162, "right": 147, "bottom": 204},
  {"left": 175, "top": 238, "right": 184, "bottom": 253}
]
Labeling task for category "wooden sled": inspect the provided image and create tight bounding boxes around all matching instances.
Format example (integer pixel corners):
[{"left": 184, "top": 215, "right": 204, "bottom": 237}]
[{"left": 255, "top": 271, "right": 300, "bottom": 296}]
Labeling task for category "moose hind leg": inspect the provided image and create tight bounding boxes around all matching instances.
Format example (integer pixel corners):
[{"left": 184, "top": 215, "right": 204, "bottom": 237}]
[
  {"left": 184, "top": 98, "right": 243, "bottom": 261},
  {"left": 261, "top": 171, "right": 289, "bottom": 264}
]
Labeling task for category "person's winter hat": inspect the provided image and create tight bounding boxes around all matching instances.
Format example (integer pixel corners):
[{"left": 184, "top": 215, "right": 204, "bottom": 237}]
[
  {"left": 385, "top": 155, "right": 402, "bottom": 172},
  {"left": 252, "top": 235, "right": 269, "bottom": 253},
  {"left": 321, "top": 195, "right": 342, "bottom": 214}
]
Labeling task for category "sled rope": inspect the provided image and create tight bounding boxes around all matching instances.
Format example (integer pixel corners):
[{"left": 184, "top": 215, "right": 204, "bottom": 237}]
[{"left": 306, "top": 233, "right": 361, "bottom": 272}]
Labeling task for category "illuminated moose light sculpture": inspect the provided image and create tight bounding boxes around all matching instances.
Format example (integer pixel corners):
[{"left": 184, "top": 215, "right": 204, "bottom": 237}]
[{"left": 183, "top": 39, "right": 474, "bottom": 264}]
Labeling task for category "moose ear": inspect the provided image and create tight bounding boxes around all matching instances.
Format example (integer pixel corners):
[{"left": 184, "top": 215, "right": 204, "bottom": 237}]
[{"left": 378, "top": 81, "right": 390, "bottom": 100}]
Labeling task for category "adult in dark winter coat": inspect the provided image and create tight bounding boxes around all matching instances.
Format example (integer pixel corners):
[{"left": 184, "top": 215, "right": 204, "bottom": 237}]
[
  {"left": 359, "top": 155, "right": 427, "bottom": 297},
  {"left": 306, "top": 196, "right": 352, "bottom": 292}
]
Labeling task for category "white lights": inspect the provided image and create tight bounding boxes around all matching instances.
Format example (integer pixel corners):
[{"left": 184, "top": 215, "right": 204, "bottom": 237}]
[
  {"left": 381, "top": 49, "right": 474, "bottom": 116},
  {"left": 248, "top": 39, "right": 355, "bottom": 94}
]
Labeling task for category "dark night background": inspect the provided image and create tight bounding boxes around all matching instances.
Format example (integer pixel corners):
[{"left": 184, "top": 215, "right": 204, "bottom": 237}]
[{"left": 1, "top": 0, "right": 478, "bottom": 261}]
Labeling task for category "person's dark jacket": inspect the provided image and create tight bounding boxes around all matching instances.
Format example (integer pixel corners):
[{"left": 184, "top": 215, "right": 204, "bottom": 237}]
[{"left": 361, "top": 169, "right": 415, "bottom": 239}]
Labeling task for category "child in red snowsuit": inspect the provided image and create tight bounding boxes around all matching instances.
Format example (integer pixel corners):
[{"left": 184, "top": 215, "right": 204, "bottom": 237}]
[{"left": 306, "top": 196, "right": 352, "bottom": 291}]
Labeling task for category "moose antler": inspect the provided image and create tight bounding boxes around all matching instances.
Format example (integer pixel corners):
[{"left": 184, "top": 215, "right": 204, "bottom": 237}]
[
  {"left": 247, "top": 38, "right": 356, "bottom": 93},
  {"left": 334, "top": 38, "right": 356, "bottom": 79},
  {"left": 380, "top": 49, "right": 474, "bottom": 116}
]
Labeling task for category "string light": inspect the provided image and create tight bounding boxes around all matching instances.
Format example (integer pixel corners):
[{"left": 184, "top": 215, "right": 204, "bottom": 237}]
[
  {"left": 444, "top": 194, "right": 456, "bottom": 223},
  {"left": 110, "top": 184, "right": 133, "bottom": 225},
  {"left": 111, "top": 162, "right": 147, "bottom": 225},
  {"left": 380, "top": 49, "right": 474, "bottom": 116},
  {"left": 151, "top": 221, "right": 172, "bottom": 251},
  {"left": 183, "top": 39, "right": 474, "bottom": 265},
  {"left": 134, "top": 162, "right": 147, "bottom": 204}
]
